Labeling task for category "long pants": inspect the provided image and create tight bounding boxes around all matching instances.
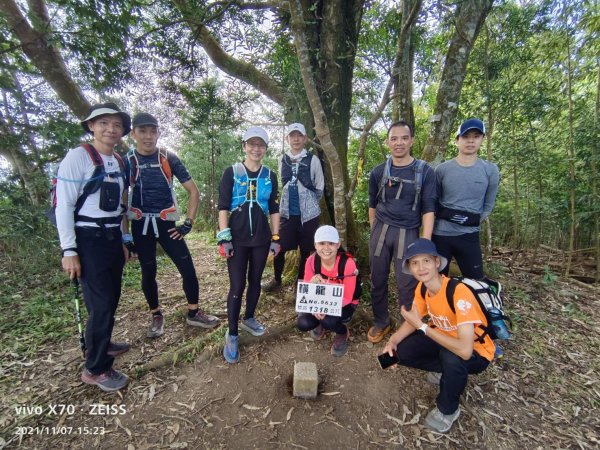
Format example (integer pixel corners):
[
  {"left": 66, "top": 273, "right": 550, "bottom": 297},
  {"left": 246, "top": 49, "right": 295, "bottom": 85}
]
[
  {"left": 227, "top": 242, "right": 270, "bottom": 335},
  {"left": 273, "top": 216, "right": 319, "bottom": 281},
  {"left": 369, "top": 220, "right": 418, "bottom": 328},
  {"left": 297, "top": 304, "right": 356, "bottom": 335},
  {"left": 76, "top": 226, "right": 124, "bottom": 374},
  {"left": 432, "top": 232, "right": 484, "bottom": 279},
  {"left": 132, "top": 219, "right": 199, "bottom": 310},
  {"left": 396, "top": 332, "right": 489, "bottom": 414}
]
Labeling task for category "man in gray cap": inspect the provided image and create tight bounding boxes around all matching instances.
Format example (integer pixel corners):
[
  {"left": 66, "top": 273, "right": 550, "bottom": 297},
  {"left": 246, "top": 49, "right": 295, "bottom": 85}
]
[
  {"left": 262, "top": 122, "right": 324, "bottom": 292},
  {"left": 125, "top": 112, "right": 220, "bottom": 339}
]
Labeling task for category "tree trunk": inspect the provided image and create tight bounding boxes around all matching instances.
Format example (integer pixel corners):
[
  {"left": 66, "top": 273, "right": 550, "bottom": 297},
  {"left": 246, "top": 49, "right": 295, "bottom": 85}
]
[
  {"left": 594, "top": 60, "right": 600, "bottom": 283},
  {"left": 421, "top": 0, "right": 494, "bottom": 163},
  {"left": 0, "top": 0, "right": 90, "bottom": 117},
  {"left": 564, "top": 22, "right": 576, "bottom": 277},
  {"left": 392, "top": 0, "right": 421, "bottom": 126}
]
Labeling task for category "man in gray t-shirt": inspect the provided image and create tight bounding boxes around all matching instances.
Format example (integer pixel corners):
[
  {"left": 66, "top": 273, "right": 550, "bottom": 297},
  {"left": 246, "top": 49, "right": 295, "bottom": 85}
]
[{"left": 432, "top": 118, "right": 500, "bottom": 279}]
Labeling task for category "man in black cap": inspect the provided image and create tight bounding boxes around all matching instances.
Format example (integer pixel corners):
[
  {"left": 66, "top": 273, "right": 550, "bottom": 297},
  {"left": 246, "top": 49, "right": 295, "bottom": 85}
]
[
  {"left": 126, "top": 112, "right": 220, "bottom": 339},
  {"left": 56, "top": 102, "right": 132, "bottom": 391},
  {"left": 432, "top": 118, "right": 500, "bottom": 280}
]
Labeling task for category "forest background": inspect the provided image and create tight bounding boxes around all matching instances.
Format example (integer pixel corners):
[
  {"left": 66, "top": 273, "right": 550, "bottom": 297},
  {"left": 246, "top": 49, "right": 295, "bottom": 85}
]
[{"left": 0, "top": 0, "right": 598, "bottom": 358}]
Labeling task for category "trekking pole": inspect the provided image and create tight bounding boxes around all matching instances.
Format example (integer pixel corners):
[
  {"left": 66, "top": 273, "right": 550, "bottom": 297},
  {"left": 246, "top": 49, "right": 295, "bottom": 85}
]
[{"left": 72, "top": 278, "right": 86, "bottom": 358}]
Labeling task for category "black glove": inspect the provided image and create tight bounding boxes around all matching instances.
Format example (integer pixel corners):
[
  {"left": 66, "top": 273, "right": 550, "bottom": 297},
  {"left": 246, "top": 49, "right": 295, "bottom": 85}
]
[
  {"left": 124, "top": 241, "right": 137, "bottom": 255},
  {"left": 176, "top": 218, "right": 193, "bottom": 237}
]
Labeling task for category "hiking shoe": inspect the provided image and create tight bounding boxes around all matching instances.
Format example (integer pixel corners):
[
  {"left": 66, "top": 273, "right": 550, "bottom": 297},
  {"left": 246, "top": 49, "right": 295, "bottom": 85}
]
[
  {"left": 186, "top": 310, "right": 221, "bottom": 329},
  {"left": 147, "top": 314, "right": 164, "bottom": 339},
  {"left": 240, "top": 317, "right": 267, "bottom": 336},
  {"left": 494, "top": 344, "right": 504, "bottom": 359},
  {"left": 309, "top": 325, "right": 327, "bottom": 341},
  {"left": 425, "top": 372, "right": 442, "bottom": 385},
  {"left": 81, "top": 368, "right": 129, "bottom": 392},
  {"left": 367, "top": 325, "right": 391, "bottom": 343},
  {"left": 107, "top": 342, "right": 130, "bottom": 357},
  {"left": 425, "top": 406, "right": 460, "bottom": 433},
  {"left": 331, "top": 330, "right": 350, "bottom": 357},
  {"left": 261, "top": 278, "right": 282, "bottom": 292},
  {"left": 223, "top": 331, "right": 240, "bottom": 364}
]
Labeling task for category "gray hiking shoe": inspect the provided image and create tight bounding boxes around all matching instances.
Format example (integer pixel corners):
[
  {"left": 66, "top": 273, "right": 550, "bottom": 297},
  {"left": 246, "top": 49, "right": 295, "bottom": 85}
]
[
  {"left": 107, "top": 342, "right": 130, "bottom": 357},
  {"left": 147, "top": 314, "right": 164, "bottom": 339},
  {"left": 424, "top": 406, "right": 460, "bottom": 433},
  {"left": 81, "top": 368, "right": 129, "bottom": 392},
  {"left": 425, "top": 372, "right": 442, "bottom": 385},
  {"left": 331, "top": 330, "right": 349, "bottom": 357},
  {"left": 309, "top": 325, "right": 327, "bottom": 341},
  {"left": 261, "top": 278, "right": 282, "bottom": 292},
  {"left": 186, "top": 310, "right": 220, "bottom": 329},
  {"left": 240, "top": 317, "right": 267, "bottom": 336}
]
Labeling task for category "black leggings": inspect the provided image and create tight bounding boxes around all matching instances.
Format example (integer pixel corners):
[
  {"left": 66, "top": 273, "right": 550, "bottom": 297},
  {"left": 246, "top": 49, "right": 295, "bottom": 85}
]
[
  {"left": 432, "top": 232, "right": 484, "bottom": 279},
  {"left": 226, "top": 242, "right": 270, "bottom": 335},
  {"left": 132, "top": 219, "right": 199, "bottom": 310}
]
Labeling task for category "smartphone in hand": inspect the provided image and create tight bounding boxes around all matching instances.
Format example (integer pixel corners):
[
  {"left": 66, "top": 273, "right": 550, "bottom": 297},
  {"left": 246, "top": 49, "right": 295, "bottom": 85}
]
[{"left": 377, "top": 351, "right": 399, "bottom": 369}]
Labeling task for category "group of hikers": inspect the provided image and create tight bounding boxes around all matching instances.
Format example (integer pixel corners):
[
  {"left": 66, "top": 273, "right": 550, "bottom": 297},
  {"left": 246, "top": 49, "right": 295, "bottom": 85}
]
[{"left": 55, "top": 102, "right": 499, "bottom": 433}]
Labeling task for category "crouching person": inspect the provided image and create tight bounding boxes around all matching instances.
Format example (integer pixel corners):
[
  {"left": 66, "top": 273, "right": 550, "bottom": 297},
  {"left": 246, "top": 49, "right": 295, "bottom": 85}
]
[
  {"left": 297, "top": 226, "right": 359, "bottom": 357},
  {"left": 382, "top": 238, "right": 495, "bottom": 433}
]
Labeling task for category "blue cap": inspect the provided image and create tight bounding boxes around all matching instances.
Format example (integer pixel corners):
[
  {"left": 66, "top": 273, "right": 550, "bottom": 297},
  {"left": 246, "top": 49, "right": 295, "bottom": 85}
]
[
  {"left": 456, "top": 118, "right": 486, "bottom": 137},
  {"left": 402, "top": 238, "right": 448, "bottom": 274}
]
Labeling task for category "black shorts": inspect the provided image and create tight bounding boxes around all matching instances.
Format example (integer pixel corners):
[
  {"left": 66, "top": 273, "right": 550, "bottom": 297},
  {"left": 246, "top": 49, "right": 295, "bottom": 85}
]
[{"left": 280, "top": 216, "right": 320, "bottom": 253}]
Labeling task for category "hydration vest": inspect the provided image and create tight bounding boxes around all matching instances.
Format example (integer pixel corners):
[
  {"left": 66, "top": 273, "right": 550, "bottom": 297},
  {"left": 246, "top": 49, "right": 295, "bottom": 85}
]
[
  {"left": 281, "top": 153, "right": 315, "bottom": 191},
  {"left": 230, "top": 163, "right": 272, "bottom": 236},
  {"left": 376, "top": 157, "right": 426, "bottom": 211},
  {"left": 126, "top": 148, "right": 180, "bottom": 223}
]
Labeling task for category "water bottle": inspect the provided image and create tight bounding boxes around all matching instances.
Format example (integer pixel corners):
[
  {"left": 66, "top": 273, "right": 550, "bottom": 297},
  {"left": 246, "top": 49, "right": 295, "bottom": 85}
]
[{"left": 488, "top": 308, "right": 510, "bottom": 340}]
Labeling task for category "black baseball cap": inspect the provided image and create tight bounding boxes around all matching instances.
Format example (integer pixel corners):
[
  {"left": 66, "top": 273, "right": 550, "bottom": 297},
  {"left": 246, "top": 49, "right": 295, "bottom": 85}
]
[{"left": 132, "top": 112, "right": 159, "bottom": 128}]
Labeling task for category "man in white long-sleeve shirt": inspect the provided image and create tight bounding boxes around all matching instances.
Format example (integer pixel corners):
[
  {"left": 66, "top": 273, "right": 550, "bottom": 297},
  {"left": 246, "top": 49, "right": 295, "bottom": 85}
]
[{"left": 56, "top": 102, "right": 133, "bottom": 392}]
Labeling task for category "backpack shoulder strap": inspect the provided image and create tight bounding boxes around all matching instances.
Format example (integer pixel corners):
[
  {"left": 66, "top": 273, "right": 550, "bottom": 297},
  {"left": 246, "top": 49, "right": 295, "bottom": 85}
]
[
  {"left": 445, "top": 277, "right": 460, "bottom": 314},
  {"left": 337, "top": 251, "right": 348, "bottom": 279},
  {"left": 127, "top": 150, "right": 140, "bottom": 185},
  {"left": 412, "top": 159, "right": 426, "bottom": 211},
  {"left": 159, "top": 148, "right": 173, "bottom": 185},
  {"left": 81, "top": 143, "right": 104, "bottom": 167},
  {"left": 313, "top": 253, "right": 322, "bottom": 276}
]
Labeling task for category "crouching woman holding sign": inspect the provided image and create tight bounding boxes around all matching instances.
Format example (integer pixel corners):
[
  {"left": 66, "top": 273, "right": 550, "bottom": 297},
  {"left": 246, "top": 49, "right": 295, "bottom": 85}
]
[{"left": 297, "top": 225, "right": 359, "bottom": 357}]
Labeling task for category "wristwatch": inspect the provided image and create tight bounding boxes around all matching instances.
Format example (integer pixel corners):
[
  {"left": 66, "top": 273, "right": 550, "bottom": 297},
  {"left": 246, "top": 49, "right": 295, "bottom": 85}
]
[
  {"left": 271, "top": 234, "right": 280, "bottom": 241},
  {"left": 184, "top": 218, "right": 193, "bottom": 227},
  {"left": 417, "top": 323, "right": 429, "bottom": 335}
]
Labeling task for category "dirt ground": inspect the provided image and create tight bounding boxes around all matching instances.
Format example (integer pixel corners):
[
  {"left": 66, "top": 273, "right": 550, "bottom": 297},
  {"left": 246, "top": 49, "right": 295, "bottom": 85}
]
[{"left": 1, "top": 237, "right": 599, "bottom": 449}]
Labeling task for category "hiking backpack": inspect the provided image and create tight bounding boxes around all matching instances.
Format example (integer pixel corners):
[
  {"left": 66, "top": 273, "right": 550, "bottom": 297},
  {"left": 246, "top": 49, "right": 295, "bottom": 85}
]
[
  {"left": 313, "top": 249, "right": 363, "bottom": 301},
  {"left": 45, "top": 143, "right": 126, "bottom": 226},
  {"left": 376, "top": 156, "right": 426, "bottom": 211},
  {"left": 420, "top": 277, "right": 511, "bottom": 343}
]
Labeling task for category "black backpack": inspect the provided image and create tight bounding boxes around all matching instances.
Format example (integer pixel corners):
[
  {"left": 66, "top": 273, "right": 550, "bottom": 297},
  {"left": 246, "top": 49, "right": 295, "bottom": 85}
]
[
  {"left": 313, "top": 249, "right": 363, "bottom": 301},
  {"left": 420, "top": 277, "right": 511, "bottom": 343}
]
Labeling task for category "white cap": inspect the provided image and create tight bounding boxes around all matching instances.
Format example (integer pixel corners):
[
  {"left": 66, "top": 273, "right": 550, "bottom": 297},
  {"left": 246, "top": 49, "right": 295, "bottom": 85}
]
[
  {"left": 314, "top": 225, "right": 340, "bottom": 244},
  {"left": 286, "top": 123, "right": 306, "bottom": 136},
  {"left": 243, "top": 126, "right": 269, "bottom": 146}
]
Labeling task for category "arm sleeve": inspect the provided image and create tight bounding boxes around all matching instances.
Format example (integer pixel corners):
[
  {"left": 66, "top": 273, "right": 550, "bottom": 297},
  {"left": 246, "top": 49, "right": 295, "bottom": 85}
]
[
  {"left": 217, "top": 166, "right": 234, "bottom": 211},
  {"left": 368, "top": 166, "right": 382, "bottom": 209},
  {"left": 304, "top": 254, "right": 316, "bottom": 282},
  {"left": 168, "top": 152, "right": 192, "bottom": 184},
  {"left": 342, "top": 257, "right": 358, "bottom": 306},
  {"left": 311, "top": 155, "right": 325, "bottom": 198},
  {"left": 55, "top": 147, "right": 88, "bottom": 251},
  {"left": 268, "top": 171, "right": 280, "bottom": 214},
  {"left": 420, "top": 164, "right": 437, "bottom": 214},
  {"left": 481, "top": 163, "right": 500, "bottom": 220}
]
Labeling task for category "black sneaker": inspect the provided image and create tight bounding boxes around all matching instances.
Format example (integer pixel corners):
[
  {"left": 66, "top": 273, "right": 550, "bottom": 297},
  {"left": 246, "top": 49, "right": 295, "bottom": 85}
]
[
  {"left": 331, "top": 330, "right": 349, "bottom": 357},
  {"left": 81, "top": 368, "right": 129, "bottom": 392},
  {"left": 107, "top": 342, "right": 130, "bottom": 356},
  {"left": 261, "top": 278, "right": 282, "bottom": 292}
]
